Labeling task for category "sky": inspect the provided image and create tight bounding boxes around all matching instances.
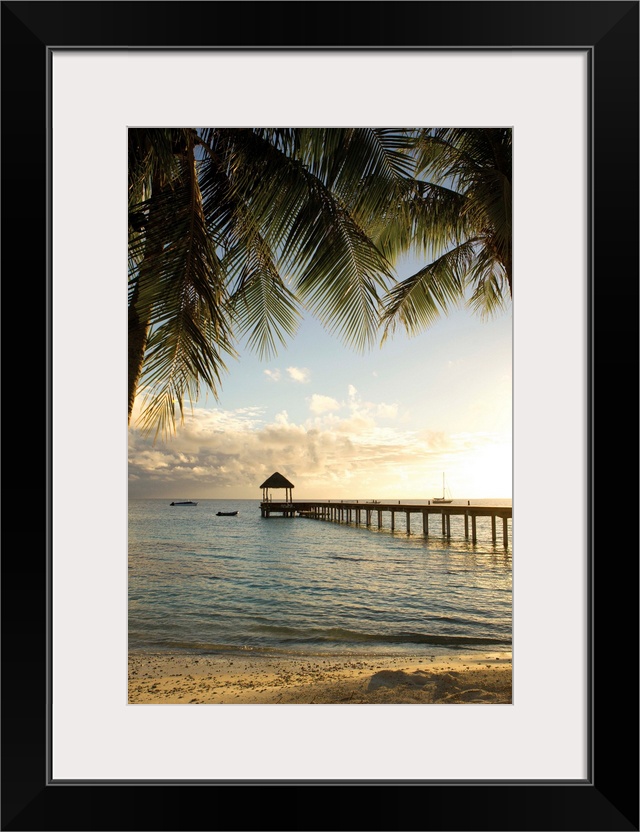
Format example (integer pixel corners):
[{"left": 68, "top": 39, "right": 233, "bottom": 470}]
[{"left": 128, "top": 256, "right": 513, "bottom": 501}]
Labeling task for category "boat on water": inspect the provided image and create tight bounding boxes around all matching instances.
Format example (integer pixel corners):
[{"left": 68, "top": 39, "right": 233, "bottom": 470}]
[
  {"left": 216, "top": 511, "right": 238, "bottom": 516},
  {"left": 170, "top": 500, "right": 198, "bottom": 506},
  {"left": 432, "top": 473, "right": 453, "bottom": 504}
]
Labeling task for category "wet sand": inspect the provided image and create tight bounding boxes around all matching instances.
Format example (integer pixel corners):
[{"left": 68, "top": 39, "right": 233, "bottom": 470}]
[{"left": 128, "top": 651, "right": 512, "bottom": 704}]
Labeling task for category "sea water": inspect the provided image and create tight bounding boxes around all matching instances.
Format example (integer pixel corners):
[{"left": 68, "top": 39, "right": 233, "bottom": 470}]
[{"left": 128, "top": 498, "right": 512, "bottom": 659}]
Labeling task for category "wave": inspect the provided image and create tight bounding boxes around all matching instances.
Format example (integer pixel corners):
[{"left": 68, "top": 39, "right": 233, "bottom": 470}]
[
  {"left": 248, "top": 624, "right": 509, "bottom": 648},
  {"left": 130, "top": 625, "right": 510, "bottom": 653},
  {"left": 328, "top": 555, "right": 371, "bottom": 562}
]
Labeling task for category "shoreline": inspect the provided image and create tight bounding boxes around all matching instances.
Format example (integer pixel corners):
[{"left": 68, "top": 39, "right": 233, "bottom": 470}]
[{"left": 128, "top": 649, "right": 512, "bottom": 704}]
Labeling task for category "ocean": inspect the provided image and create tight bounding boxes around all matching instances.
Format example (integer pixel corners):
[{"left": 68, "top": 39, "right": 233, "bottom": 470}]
[{"left": 128, "top": 498, "right": 512, "bottom": 660}]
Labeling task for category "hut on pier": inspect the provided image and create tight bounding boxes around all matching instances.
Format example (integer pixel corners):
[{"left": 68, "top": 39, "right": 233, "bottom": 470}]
[{"left": 260, "top": 471, "right": 295, "bottom": 503}]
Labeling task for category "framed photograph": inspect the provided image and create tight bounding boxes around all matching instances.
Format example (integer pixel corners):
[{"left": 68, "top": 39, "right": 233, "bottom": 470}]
[{"left": 3, "top": 1, "right": 637, "bottom": 830}]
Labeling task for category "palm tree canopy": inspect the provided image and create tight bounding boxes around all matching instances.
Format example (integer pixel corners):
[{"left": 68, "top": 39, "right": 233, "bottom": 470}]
[
  {"left": 379, "top": 128, "right": 512, "bottom": 340},
  {"left": 129, "top": 127, "right": 513, "bottom": 440},
  {"left": 128, "top": 127, "right": 417, "bottom": 439}
]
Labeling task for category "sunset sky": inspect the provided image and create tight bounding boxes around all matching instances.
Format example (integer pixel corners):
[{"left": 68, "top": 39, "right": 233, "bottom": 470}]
[{"left": 128, "top": 254, "right": 512, "bottom": 501}]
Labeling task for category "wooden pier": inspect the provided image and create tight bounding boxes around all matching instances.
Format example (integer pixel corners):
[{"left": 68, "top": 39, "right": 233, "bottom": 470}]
[{"left": 260, "top": 500, "right": 512, "bottom": 546}]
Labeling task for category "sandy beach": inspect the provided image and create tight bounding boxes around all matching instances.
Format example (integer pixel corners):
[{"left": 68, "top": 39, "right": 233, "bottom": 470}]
[{"left": 128, "top": 650, "right": 512, "bottom": 704}]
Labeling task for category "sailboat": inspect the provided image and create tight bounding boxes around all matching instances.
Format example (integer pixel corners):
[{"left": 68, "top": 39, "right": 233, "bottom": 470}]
[{"left": 432, "top": 473, "right": 453, "bottom": 504}]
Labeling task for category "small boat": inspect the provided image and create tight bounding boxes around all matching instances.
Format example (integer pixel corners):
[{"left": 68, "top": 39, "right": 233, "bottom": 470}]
[
  {"left": 216, "top": 510, "right": 238, "bottom": 516},
  {"left": 170, "top": 500, "right": 198, "bottom": 506},
  {"left": 432, "top": 473, "right": 453, "bottom": 504}
]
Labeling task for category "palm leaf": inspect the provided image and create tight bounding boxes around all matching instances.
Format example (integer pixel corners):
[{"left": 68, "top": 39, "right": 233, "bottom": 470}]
[
  {"left": 227, "top": 232, "right": 302, "bottom": 359},
  {"left": 211, "top": 129, "right": 398, "bottom": 351},
  {"left": 131, "top": 137, "right": 236, "bottom": 437},
  {"left": 380, "top": 240, "right": 477, "bottom": 338},
  {"left": 464, "top": 245, "right": 509, "bottom": 318}
]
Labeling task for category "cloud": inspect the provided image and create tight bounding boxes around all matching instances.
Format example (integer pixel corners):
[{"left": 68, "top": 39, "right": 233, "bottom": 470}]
[
  {"left": 287, "top": 366, "right": 310, "bottom": 383},
  {"left": 308, "top": 394, "right": 341, "bottom": 414},
  {"left": 129, "top": 394, "right": 418, "bottom": 499},
  {"left": 344, "top": 384, "right": 397, "bottom": 422},
  {"left": 128, "top": 399, "right": 419, "bottom": 498},
  {"left": 376, "top": 403, "right": 398, "bottom": 419},
  {"left": 128, "top": 394, "right": 508, "bottom": 499},
  {"left": 264, "top": 369, "right": 281, "bottom": 382}
]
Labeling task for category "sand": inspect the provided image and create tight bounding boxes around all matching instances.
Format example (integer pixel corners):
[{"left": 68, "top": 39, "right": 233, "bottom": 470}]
[{"left": 128, "top": 650, "right": 512, "bottom": 704}]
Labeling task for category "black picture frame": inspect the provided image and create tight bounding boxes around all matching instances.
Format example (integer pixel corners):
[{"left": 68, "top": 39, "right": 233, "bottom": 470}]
[{"left": 2, "top": 2, "right": 638, "bottom": 830}]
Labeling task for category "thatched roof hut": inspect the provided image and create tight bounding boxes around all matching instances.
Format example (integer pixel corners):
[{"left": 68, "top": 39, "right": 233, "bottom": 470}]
[{"left": 260, "top": 472, "right": 294, "bottom": 502}]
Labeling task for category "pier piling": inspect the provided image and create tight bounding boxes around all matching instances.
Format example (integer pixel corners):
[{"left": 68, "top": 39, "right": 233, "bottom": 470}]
[{"left": 260, "top": 500, "right": 511, "bottom": 547}]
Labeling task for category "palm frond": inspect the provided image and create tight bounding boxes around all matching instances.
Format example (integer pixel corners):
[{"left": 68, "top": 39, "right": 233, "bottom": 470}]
[
  {"left": 310, "top": 128, "right": 417, "bottom": 218},
  {"left": 215, "top": 129, "right": 398, "bottom": 351},
  {"left": 464, "top": 245, "right": 509, "bottom": 319},
  {"left": 380, "top": 127, "right": 512, "bottom": 337},
  {"left": 380, "top": 240, "right": 476, "bottom": 339},
  {"left": 130, "top": 137, "right": 236, "bottom": 437},
  {"left": 373, "top": 179, "right": 469, "bottom": 261},
  {"left": 227, "top": 233, "right": 302, "bottom": 359},
  {"left": 128, "top": 128, "right": 195, "bottom": 207},
  {"left": 291, "top": 199, "right": 394, "bottom": 351},
  {"left": 136, "top": 308, "right": 235, "bottom": 440}
]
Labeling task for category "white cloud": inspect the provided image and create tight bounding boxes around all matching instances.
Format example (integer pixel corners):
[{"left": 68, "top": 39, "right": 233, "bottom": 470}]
[
  {"left": 344, "top": 384, "right": 397, "bottom": 422},
  {"left": 128, "top": 394, "right": 509, "bottom": 499},
  {"left": 308, "top": 394, "right": 341, "bottom": 414},
  {"left": 287, "top": 366, "right": 310, "bottom": 383},
  {"left": 376, "top": 403, "right": 398, "bottom": 419},
  {"left": 332, "top": 412, "right": 376, "bottom": 434},
  {"left": 128, "top": 399, "right": 420, "bottom": 499},
  {"left": 264, "top": 369, "right": 281, "bottom": 382}
]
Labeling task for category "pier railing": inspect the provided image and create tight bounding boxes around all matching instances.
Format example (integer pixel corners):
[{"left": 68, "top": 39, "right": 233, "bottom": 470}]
[{"left": 260, "top": 500, "right": 512, "bottom": 546}]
